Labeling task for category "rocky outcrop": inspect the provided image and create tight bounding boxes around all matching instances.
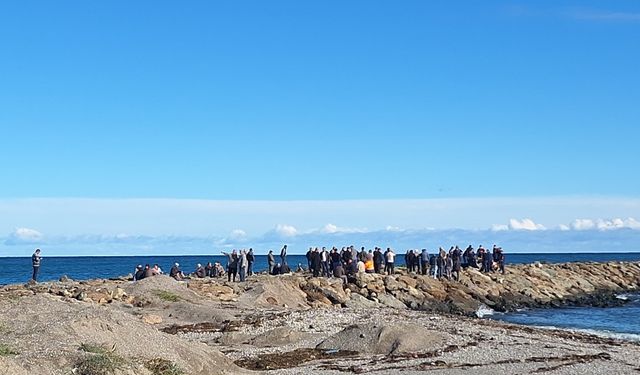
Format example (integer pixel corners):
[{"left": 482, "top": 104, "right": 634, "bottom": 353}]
[
  {"left": 1, "top": 261, "right": 638, "bottom": 319},
  {"left": 241, "top": 261, "right": 640, "bottom": 316}
]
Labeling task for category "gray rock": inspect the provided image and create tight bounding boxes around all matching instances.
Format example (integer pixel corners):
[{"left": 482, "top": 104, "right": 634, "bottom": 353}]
[
  {"left": 344, "top": 293, "right": 379, "bottom": 309},
  {"left": 317, "top": 323, "right": 449, "bottom": 355},
  {"left": 377, "top": 294, "right": 407, "bottom": 309}
]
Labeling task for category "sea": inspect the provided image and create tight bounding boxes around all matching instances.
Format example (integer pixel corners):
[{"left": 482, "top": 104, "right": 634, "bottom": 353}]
[{"left": 2, "top": 252, "right": 640, "bottom": 340}]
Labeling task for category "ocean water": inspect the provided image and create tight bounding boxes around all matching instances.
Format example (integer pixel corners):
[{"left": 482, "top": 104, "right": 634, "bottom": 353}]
[
  {"left": 489, "top": 293, "right": 640, "bottom": 341},
  {"left": 2, "top": 252, "right": 640, "bottom": 286}
]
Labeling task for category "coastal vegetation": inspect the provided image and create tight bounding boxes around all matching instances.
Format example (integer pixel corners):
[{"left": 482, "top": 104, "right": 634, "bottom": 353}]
[
  {"left": 154, "top": 289, "right": 181, "bottom": 302},
  {"left": 144, "top": 358, "right": 185, "bottom": 375},
  {"left": 75, "top": 343, "right": 125, "bottom": 375},
  {"left": 0, "top": 343, "right": 18, "bottom": 356}
]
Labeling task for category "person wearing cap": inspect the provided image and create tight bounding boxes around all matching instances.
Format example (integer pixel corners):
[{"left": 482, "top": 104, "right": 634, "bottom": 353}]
[
  {"left": 133, "top": 265, "right": 145, "bottom": 281},
  {"left": 31, "top": 248, "right": 42, "bottom": 282},
  {"left": 194, "top": 263, "right": 206, "bottom": 278},
  {"left": 169, "top": 262, "right": 183, "bottom": 280}
]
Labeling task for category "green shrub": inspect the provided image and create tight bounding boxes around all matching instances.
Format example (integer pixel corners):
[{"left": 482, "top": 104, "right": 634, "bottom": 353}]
[
  {"left": 145, "top": 358, "right": 185, "bottom": 375},
  {"left": 75, "top": 343, "right": 124, "bottom": 375},
  {"left": 154, "top": 290, "right": 181, "bottom": 302},
  {"left": 0, "top": 344, "right": 18, "bottom": 356}
]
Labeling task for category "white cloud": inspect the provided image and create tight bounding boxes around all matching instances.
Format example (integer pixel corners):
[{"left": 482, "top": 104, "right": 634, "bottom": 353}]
[
  {"left": 559, "top": 224, "right": 571, "bottom": 231},
  {"left": 274, "top": 224, "right": 298, "bottom": 237},
  {"left": 572, "top": 219, "right": 595, "bottom": 230},
  {"left": 570, "top": 218, "right": 640, "bottom": 231},
  {"left": 318, "top": 223, "right": 367, "bottom": 234},
  {"left": 229, "top": 229, "right": 247, "bottom": 240},
  {"left": 5, "top": 227, "right": 44, "bottom": 245},
  {"left": 508, "top": 218, "right": 546, "bottom": 231},
  {"left": 491, "top": 224, "right": 509, "bottom": 232}
]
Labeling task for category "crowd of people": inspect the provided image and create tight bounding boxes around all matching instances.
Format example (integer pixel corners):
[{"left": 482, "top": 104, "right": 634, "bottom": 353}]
[{"left": 129, "top": 244, "right": 505, "bottom": 284}]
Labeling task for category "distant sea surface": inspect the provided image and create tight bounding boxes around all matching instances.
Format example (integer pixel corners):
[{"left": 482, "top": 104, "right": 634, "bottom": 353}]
[{"left": 1, "top": 252, "right": 639, "bottom": 286}]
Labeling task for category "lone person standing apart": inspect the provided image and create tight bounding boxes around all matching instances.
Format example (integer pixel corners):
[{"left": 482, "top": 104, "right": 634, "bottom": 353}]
[{"left": 31, "top": 248, "right": 42, "bottom": 282}]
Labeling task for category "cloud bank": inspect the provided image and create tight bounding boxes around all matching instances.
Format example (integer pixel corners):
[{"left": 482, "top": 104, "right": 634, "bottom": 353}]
[{"left": 3, "top": 216, "right": 640, "bottom": 256}]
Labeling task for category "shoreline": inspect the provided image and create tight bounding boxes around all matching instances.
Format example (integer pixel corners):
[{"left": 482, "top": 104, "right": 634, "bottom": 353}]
[{"left": 1, "top": 260, "right": 640, "bottom": 374}]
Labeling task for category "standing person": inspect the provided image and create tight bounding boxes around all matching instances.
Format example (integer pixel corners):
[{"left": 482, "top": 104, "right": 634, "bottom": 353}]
[
  {"left": 429, "top": 254, "right": 437, "bottom": 279},
  {"left": 280, "top": 245, "right": 288, "bottom": 267},
  {"left": 267, "top": 250, "right": 276, "bottom": 274},
  {"left": 305, "top": 247, "right": 313, "bottom": 272},
  {"left": 222, "top": 250, "right": 239, "bottom": 282},
  {"left": 321, "top": 247, "right": 330, "bottom": 277},
  {"left": 385, "top": 248, "right": 396, "bottom": 274},
  {"left": 238, "top": 250, "right": 248, "bottom": 282},
  {"left": 31, "top": 248, "right": 42, "bottom": 282},
  {"left": 311, "top": 248, "right": 321, "bottom": 277},
  {"left": 495, "top": 247, "right": 506, "bottom": 274},
  {"left": 420, "top": 249, "right": 429, "bottom": 275},
  {"left": 246, "top": 248, "right": 255, "bottom": 276},
  {"left": 373, "top": 247, "right": 383, "bottom": 274},
  {"left": 451, "top": 246, "right": 462, "bottom": 281}
]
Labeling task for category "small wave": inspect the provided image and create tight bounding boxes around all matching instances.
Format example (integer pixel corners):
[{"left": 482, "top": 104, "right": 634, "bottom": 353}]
[
  {"left": 475, "top": 305, "right": 495, "bottom": 318},
  {"left": 530, "top": 325, "right": 640, "bottom": 342},
  {"left": 616, "top": 294, "right": 629, "bottom": 301}
]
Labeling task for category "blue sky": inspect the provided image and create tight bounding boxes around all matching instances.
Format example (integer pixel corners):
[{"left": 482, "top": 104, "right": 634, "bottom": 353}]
[{"left": 0, "top": 1, "right": 639, "bottom": 255}]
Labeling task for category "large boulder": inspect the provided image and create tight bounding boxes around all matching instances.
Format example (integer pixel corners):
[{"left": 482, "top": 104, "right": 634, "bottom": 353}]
[
  {"left": 317, "top": 323, "right": 449, "bottom": 355},
  {"left": 344, "top": 293, "right": 379, "bottom": 309}
]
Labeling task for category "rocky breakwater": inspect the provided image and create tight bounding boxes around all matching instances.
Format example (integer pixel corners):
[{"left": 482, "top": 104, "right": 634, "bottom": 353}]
[{"left": 236, "top": 261, "right": 640, "bottom": 316}]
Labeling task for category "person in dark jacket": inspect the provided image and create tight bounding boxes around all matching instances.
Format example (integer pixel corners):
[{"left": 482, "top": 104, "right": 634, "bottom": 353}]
[
  {"left": 143, "top": 264, "right": 154, "bottom": 278},
  {"left": 311, "top": 248, "right": 322, "bottom": 277},
  {"left": 247, "top": 248, "right": 255, "bottom": 276},
  {"left": 194, "top": 263, "right": 206, "bottom": 278},
  {"left": 169, "top": 263, "right": 184, "bottom": 280},
  {"left": 420, "top": 249, "right": 429, "bottom": 275},
  {"left": 305, "top": 247, "right": 313, "bottom": 272},
  {"left": 31, "top": 248, "right": 42, "bottom": 282},
  {"left": 134, "top": 264, "right": 144, "bottom": 281},
  {"left": 429, "top": 254, "right": 437, "bottom": 278},
  {"left": 222, "top": 250, "right": 239, "bottom": 282},
  {"left": 495, "top": 247, "right": 506, "bottom": 274},
  {"left": 451, "top": 246, "right": 462, "bottom": 281},
  {"left": 373, "top": 247, "right": 384, "bottom": 274},
  {"left": 436, "top": 250, "right": 445, "bottom": 279}
]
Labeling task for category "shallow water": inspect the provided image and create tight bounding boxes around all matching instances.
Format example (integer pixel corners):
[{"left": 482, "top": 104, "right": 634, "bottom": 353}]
[{"left": 489, "top": 293, "right": 640, "bottom": 340}]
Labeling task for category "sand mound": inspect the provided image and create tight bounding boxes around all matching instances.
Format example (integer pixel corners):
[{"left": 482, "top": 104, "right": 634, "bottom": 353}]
[
  {"left": 316, "top": 323, "right": 449, "bottom": 355},
  {"left": 0, "top": 294, "right": 247, "bottom": 375},
  {"left": 124, "top": 275, "right": 200, "bottom": 300},
  {"left": 237, "top": 276, "right": 309, "bottom": 309},
  {"left": 249, "top": 327, "right": 312, "bottom": 347}
]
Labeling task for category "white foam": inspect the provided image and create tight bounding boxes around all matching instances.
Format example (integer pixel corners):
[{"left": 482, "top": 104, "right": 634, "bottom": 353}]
[
  {"left": 570, "top": 328, "right": 640, "bottom": 342},
  {"left": 531, "top": 325, "right": 640, "bottom": 342},
  {"left": 616, "top": 294, "right": 629, "bottom": 301},
  {"left": 475, "top": 304, "right": 495, "bottom": 318}
]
